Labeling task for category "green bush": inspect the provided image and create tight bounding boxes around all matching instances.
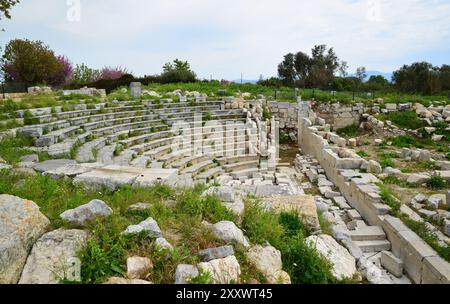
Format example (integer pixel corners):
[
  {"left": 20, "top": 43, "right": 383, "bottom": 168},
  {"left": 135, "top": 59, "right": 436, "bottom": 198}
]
[
  {"left": 262, "top": 105, "right": 272, "bottom": 121},
  {"left": 426, "top": 175, "right": 448, "bottom": 190},
  {"left": 379, "top": 158, "right": 395, "bottom": 169},
  {"left": 0, "top": 135, "right": 50, "bottom": 165},
  {"left": 278, "top": 233, "right": 334, "bottom": 284},
  {"left": 242, "top": 199, "right": 336, "bottom": 284},
  {"left": 378, "top": 111, "right": 424, "bottom": 130},
  {"left": 357, "top": 151, "right": 369, "bottom": 158},
  {"left": 189, "top": 271, "right": 213, "bottom": 284},
  {"left": 79, "top": 220, "right": 128, "bottom": 284},
  {"left": 175, "top": 192, "right": 235, "bottom": 224},
  {"left": 390, "top": 135, "right": 416, "bottom": 148},
  {"left": 336, "top": 125, "right": 358, "bottom": 137}
]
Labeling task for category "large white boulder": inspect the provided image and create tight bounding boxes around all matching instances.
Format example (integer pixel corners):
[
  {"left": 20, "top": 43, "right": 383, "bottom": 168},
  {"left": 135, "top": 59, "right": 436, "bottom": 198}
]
[
  {"left": 197, "top": 256, "right": 241, "bottom": 284},
  {"left": 174, "top": 264, "right": 199, "bottom": 284},
  {"left": 246, "top": 245, "right": 291, "bottom": 284},
  {"left": 305, "top": 234, "right": 357, "bottom": 280},
  {"left": 0, "top": 195, "right": 50, "bottom": 284},
  {"left": 210, "top": 221, "right": 250, "bottom": 248},
  {"left": 60, "top": 199, "right": 113, "bottom": 227},
  {"left": 126, "top": 256, "right": 153, "bottom": 280},
  {"left": 122, "top": 217, "right": 162, "bottom": 238},
  {"left": 19, "top": 229, "right": 89, "bottom": 284}
]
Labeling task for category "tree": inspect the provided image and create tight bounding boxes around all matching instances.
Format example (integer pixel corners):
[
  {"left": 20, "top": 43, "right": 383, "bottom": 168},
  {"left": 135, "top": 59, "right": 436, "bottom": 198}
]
[
  {"left": 49, "top": 55, "right": 73, "bottom": 86},
  {"left": 72, "top": 63, "right": 101, "bottom": 85},
  {"left": 339, "top": 61, "right": 349, "bottom": 77},
  {"left": 1, "top": 39, "right": 66, "bottom": 86},
  {"left": 365, "top": 75, "right": 389, "bottom": 91},
  {"left": 277, "top": 53, "right": 297, "bottom": 86},
  {"left": 0, "top": 0, "right": 19, "bottom": 19},
  {"left": 278, "top": 45, "right": 344, "bottom": 88},
  {"left": 439, "top": 64, "right": 450, "bottom": 91},
  {"left": 356, "top": 67, "right": 367, "bottom": 82},
  {"left": 99, "top": 66, "right": 128, "bottom": 80},
  {"left": 0, "top": 0, "right": 19, "bottom": 30},
  {"left": 392, "top": 62, "right": 441, "bottom": 95},
  {"left": 160, "top": 59, "right": 196, "bottom": 83}
]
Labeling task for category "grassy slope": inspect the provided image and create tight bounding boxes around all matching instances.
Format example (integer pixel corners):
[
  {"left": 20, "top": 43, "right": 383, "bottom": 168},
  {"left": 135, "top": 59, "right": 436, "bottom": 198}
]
[{"left": 0, "top": 169, "right": 342, "bottom": 284}]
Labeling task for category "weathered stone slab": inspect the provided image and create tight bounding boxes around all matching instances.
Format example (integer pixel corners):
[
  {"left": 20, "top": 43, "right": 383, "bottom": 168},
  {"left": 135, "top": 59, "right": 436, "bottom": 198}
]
[
  {"left": 19, "top": 229, "right": 89, "bottom": 284},
  {"left": 34, "top": 159, "right": 77, "bottom": 173},
  {"left": 0, "top": 195, "right": 50, "bottom": 284},
  {"left": 305, "top": 234, "right": 357, "bottom": 280}
]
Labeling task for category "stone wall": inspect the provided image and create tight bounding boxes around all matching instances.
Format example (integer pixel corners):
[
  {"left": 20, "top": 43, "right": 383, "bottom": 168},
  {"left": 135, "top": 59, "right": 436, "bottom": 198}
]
[
  {"left": 297, "top": 103, "right": 450, "bottom": 284},
  {"left": 314, "top": 102, "right": 413, "bottom": 130},
  {"left": 267, "top": 101, "right": 298, "bottom": 130}
]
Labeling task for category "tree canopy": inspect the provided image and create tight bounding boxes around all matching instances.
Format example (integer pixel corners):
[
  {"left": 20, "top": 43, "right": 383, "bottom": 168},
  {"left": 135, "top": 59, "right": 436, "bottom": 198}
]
[
  {"left": 392, "top": 62, "right": 449, "bottom": 95},
  {"left": 1, "top": 39, "right": 72, "bottom": 86},
  {"left": 0, "top": 0, "right": 19, "bottom": 20},
  {"left": 277, "top": 45, "right": 344, "bottom": 88}
]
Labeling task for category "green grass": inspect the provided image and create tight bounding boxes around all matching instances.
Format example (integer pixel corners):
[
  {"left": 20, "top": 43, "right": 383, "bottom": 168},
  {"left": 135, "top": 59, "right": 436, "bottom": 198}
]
[
  {"left": 242, "top": 198, "right": 338, "bottom": 284},
  {"left": 0, "top": 164, "right": 362, "bottom": 284},
  {"left": 381, "top": 176, "right": 417, "bottom": 188},
  {"left": 0, "top": 119, "right": 23, "bottom": 131},
  {"left": 389, "top": 135, "right": 417, "bottom": 148},
  {"left": 379, "top": 158, "right": 395, "bottom": 169},
  {"left": 377, "top": 111, "right": 424, "bottom": 130},
  {"left": 357, "top": 151, "right": 369, "bottom": 158},
  {"left": 379, "top": 184, "right": 400, "bottom": 213},
  {"left": 336, "top": 125, "right": 359, "bottom": 138},
  {"left": 0, "top": 135, "right": 50, "bottom": 165},
  {"left": 108, "top": 82, "right": 450, "bottom": 105},
  {"left": 388, "top": 134, "right": 450, "bottom": 154}
]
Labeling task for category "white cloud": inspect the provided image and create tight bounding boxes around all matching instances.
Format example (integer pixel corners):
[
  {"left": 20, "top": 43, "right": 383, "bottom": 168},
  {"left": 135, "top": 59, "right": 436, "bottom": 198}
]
[{"left": 2, "top": 0, "right": 449, "bottom": 79}]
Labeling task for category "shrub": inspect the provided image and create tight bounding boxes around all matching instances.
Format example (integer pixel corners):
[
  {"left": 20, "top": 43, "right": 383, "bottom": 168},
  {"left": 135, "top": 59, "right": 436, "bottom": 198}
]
[
  {"left": 175, "top": 192, "right": 235, "bottom": 224},
  {"left": 390, "top": 135, "right": 416, "bottom": 148},
  {"left": 378, "top": 111, "right": 424, "bottom": 130},
  {"left": 242, "top": 199, "right": 284, "bottom": 246},
  {"left": 426, "top": 174, "right": 448, "bottom": 190},
  {"left": 278, "top": 233, "right": 334, "bottom": 284},
  {"left": 242, "top": 199, "right": 335, "bottom": 284},
  {"left": 189, "top": 271, "right": 213, "bottom": 284},
  {"left": 379, "top": 158, "right": 395, "bottom": 169},
  {"left": 79, "top": 220, "right": 129, "bottom": 284},
  {"left": 336, "top": 125, "right": 358, "bottom": 137},
  {"left": 357, "top": 151, "right": 369, "bottom": 158}
]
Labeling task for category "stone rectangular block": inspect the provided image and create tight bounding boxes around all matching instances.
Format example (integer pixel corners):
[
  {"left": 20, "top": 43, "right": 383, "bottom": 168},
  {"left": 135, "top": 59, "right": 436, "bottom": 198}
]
[
  {"left": 404, "top": 240, "right": 436, "bottom": 284},
  {"left": 381, "top": 251, "right": 404, "bottom": 278}
]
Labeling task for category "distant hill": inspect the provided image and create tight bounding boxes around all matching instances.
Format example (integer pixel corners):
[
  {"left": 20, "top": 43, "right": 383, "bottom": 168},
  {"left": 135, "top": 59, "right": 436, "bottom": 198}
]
[
  {"left": 231, "top": 79, "right": 258, "bottom": 84},
  {"left": 360, "top": 71, "right": 393, "bottom": 82},
  {"left": 229, "top": 71, "right": 393, "bottom": 84}
]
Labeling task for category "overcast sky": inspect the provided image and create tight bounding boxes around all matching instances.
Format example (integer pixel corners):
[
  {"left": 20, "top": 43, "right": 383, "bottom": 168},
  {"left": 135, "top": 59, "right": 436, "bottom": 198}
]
[{"left": 1, "top": 0, "right": 449, "bottom": 80}]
